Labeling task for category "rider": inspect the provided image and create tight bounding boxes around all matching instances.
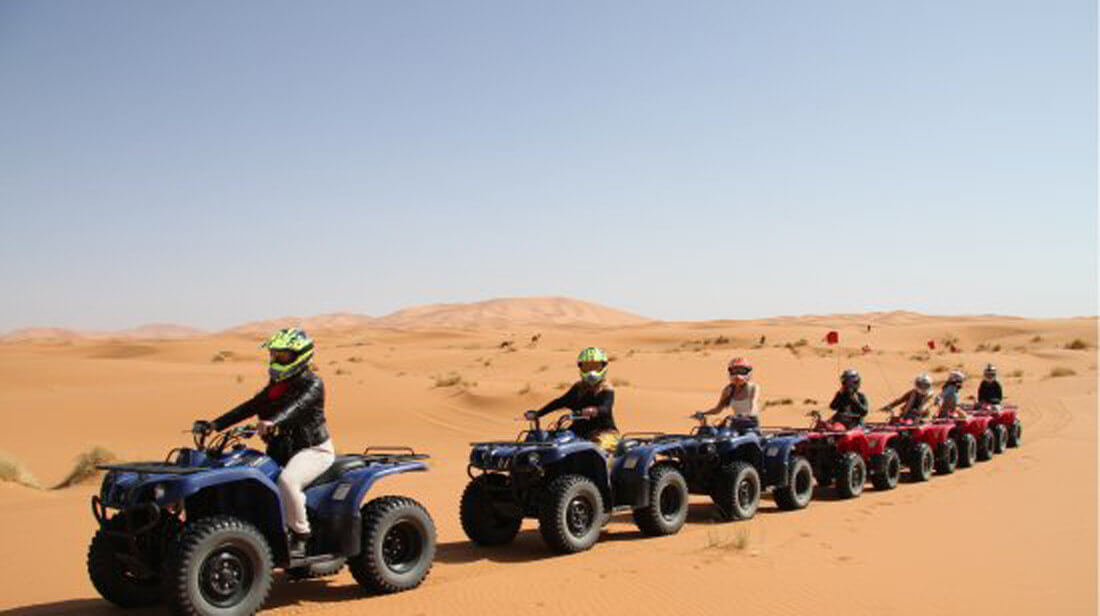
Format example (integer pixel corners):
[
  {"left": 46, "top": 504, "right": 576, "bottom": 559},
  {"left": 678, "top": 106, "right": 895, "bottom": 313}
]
[
  {"left": 526, "top": 347, "right": 619, "bottom": 451},
  {"left": 694, "top": 357, "right": 761, "bottom": 431},
  {"left": 827, "top": 369, "right": 869, "bottom": 428},
  {"left": 936, "top": 370, "right": 967, "bottom": 418},
  {"left": 194, "top": 328, "right": 334, "bottom": 558},
  {"left": 977, "top": 364, "right": 1003, "bottom": 407},
  {"left": 881, "top": 374, "right": 934, "bottom": 421}
]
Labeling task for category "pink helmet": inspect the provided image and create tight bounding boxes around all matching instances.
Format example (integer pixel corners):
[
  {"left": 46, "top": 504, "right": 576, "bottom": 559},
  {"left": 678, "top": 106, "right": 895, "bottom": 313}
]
[{"left": 728, "top": 357, "right": 753, "bottom": 384}]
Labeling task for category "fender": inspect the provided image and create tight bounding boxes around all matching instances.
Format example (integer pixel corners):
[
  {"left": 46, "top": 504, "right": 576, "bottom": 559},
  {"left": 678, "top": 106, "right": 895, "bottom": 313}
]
[
  {"left": 863, "top": 431, "right": 894, "bottom": 456},
  {"left": 761, "top": 435, "right": 803, "bottom": 487},
  {"left": 314, "top": 460, "right": 429, "bottom": 557},
  {"left": 611, "top": 439, "right": 683, "bottom": 509}
]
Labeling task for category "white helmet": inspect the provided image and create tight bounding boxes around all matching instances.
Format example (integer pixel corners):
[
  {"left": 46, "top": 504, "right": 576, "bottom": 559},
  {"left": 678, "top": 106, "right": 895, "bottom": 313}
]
[
  {"left": 915, "top": 374, "right": 932, "bottom": 391},
  {"left": 947, "top": 370, "right": 966, "bottom": 384},
  {"left": 983, "top": 364, "right": 997, "bottom": 379}
]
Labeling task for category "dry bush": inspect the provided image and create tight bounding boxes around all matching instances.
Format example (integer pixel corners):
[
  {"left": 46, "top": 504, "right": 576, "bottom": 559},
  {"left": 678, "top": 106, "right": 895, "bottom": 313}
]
[
  {"left": 0, "top": 451, "right": 41, "bottom": 489},
  {"left": 1030, "top": 335, "right": 1043, "bottom": 343},
  {"left": 1007, "top": 369, "right": 1024, "bottom": 378},
  {"left": 1048, "top": 366, "right": 1076, "bottom": 378},
  {"left": 54, "top": 446, "right": 117, "bottom": 489},
  {"left": 705, "top": 528, "right": 751, "bottom": 552},
  {"left": 432, "top": 373, "right": 467, "bottom": 388},
  {"left": 235, "top": 375, "right": 244, "bottom": 383},
  {"left": 211, "top": 350, "right": 235, "bottom": 363},
  {"left": 536, "top": 365, "right": 549, "bottom": 373},
  {"left": 334, "top": 368, "right": 349, "bottom": 376},
  {"left": 1065, "top": 338, "right": 1091, "bottom": 351},
  {"left": 611, "top": 378, "right": 631, "bottom": 387},
  {"left": 346, "top": 356, "right": 364, "bottom": 363},
  {"left": 517, "top": 383, "right": 531, "bottom": 395},
  {"left": 765, "top": 398, "right": 794, "bottom": 407},
  {"left": 931, "top": 365, "right": 949, "bottom": 373},
  {"left": 802, "top": 398, "right": 819, "bottom": 405}
]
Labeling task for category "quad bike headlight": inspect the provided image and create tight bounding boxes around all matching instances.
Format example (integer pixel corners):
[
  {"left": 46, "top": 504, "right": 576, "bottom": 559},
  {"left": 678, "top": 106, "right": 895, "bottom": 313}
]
[
  {"left": 526, "top": 452, "right": 540, "bottom": 466},
  {"left": 152, "top": 483, "right": 167, "bottom": 501}
]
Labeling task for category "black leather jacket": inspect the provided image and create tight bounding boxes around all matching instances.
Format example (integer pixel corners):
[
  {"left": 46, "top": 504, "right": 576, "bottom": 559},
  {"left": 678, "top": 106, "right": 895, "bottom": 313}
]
[{"left": 213, "top": 370, "right": 330, "bottom": 463}]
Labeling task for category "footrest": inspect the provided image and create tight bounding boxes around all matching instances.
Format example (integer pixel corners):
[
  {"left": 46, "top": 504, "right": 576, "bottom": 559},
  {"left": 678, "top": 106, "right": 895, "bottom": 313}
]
[{"left": 286, "top": 554, "right": 342, "bottom": 569}]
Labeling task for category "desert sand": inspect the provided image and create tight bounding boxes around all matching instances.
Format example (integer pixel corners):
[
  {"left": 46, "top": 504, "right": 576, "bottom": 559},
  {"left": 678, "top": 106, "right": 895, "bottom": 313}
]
[{"left": 0, "top": 299, "right": 1096, "bottom": 615}]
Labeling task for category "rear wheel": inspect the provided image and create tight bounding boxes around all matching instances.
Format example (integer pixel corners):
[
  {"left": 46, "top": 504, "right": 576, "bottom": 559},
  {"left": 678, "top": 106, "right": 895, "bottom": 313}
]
[
  {"left": 460, "top": 474, "right": 522, "bottom": 546},
  {"left": 538, "top": 475, "right": 603, "bottom": 554},
  {"left": 870, "top": 448, "right": 901, "bottom": 490},
  {"left": 909, "top": 442, "right": 934, "bottom": 482},
  {"left": 165, "top": 515, "right": 274, "bottom": 616},
  {"left": 835, "top": 452, "right": 865, "bottom": 499},
  {"left": 1007, "top": 420, "right": 1022, "bottom": 448},
  {"left": 991, "top": 424, "right": 1007, "bottom": 454},
  {"left": 710, "top": 461, "right": 761, "bottom": 521},
  {"left": 349, "top": 496, "right": 436, "bottom": 594},
  {"left": 956, "top": 433, "right": 976, "bottom": 468},
  {"left": 935, "top": 439, "right": 958, "bottom": 475},
  {"left": 773, "top": 456, "right": 813, "bottom": 511},
  {"left": 633, "top": 464, "right": 689, "bottom": 535},
  {"left": 976, "top": 429, "right": 994, "bottom": 461}
]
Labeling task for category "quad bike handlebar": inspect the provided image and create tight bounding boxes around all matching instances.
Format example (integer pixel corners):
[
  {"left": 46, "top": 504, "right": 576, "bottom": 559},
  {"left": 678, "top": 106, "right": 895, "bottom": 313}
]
[{"left": 190, "top": 423, "right": 258, "bottom": 454}]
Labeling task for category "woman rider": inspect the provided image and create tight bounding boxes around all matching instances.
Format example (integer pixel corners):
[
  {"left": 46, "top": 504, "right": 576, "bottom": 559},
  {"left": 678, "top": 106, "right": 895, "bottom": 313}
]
[
  {"left": 525, "top": 347, "right": 620, "bottom": 451},
  {"left": 694, "top": 357, "right": 761, "bottom": 432},
  {"left": 881, "top": 374, "right": 934, "bottom": 421},
  {"left": 193, "top": 328, "right": 334, "bottom": 558}
]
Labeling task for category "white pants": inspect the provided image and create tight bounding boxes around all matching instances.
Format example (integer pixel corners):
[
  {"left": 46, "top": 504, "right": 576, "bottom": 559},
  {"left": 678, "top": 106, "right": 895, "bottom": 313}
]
[{"left": 277, "top": 439, "right": 335, "bottom": 535}]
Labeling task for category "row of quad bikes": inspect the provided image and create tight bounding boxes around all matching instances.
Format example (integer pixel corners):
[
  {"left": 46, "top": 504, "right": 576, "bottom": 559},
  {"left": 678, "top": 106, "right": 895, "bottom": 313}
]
[{"left": 87, "top": 404, "right": 1021, "bottom": 615}]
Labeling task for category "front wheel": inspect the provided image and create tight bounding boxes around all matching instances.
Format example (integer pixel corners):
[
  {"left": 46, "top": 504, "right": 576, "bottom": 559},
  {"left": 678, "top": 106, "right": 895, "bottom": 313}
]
[
  {"left": 774, "top": 456, "right": 814, "bottom": 510},
  {"left": 957, "top": 433, "right": 977, "bottom": 468},
  {"left": 870, "top": 448, "right": 901, "bottom": 490},
  {"left": 909, "top": 442, "right": 934, "bottom": 482},
  {"left": 538, "top": 474, "right": 604, "bottom": 554},
  {"left": 711, "top": 461, "right": 761, "bottom": 521},
  {"left": 87, "top": 518, "right": 164, "bottom": 608},
  {"left": 164, "top": 515, "right": 274, "bottom": 616},
  {"left": 976, "top": 429, "right": 994, "bottom": 461},
  {"left": 633, "top": 464, "right": 689, "bottom": 535},
  {"left": 1007, "top": 420, "right": 1022, "bottom": 448},
  {"left": 349, "top": 496, "right": 436, "bottom": 594},
  {"left": 935, "top": 439, "right": 958, "bottom": 475},
  {"left": 991, "top": 424, "right": 1007, "bottom": 454},
  {"left": 460, "top": 474, "right": 522, "bottom": 546},
  {"left": 835, "top": 452, "right": 866, "bottom": 499}
]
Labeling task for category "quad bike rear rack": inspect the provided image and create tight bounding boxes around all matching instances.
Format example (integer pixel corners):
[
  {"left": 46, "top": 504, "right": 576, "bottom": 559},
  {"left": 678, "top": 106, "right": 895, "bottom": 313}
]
[
  {"left": 357, "top": 446, "right": 430, "bottom": 463},
  {"left": 96, "top": 462, "right": 207, "bottom": 475}
]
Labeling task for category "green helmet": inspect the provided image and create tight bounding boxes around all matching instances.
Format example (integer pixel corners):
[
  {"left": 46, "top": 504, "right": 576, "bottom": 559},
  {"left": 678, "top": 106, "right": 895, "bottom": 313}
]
[
  {"left": 577, "top": 347, "right": 609, "bottom": 386},
  {"left": 261, "top": 328, "right": 315, "bottom": 382}
]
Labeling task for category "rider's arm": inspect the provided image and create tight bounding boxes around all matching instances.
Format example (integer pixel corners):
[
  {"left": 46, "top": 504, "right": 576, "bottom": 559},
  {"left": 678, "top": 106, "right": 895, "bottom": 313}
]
[
  {"left": 535, "top": 385, "right": 577, "bottom": 417},
  {"left": 700, "top": 385, "right": 733, "bottom": 416},
  {"left": 853, "top": 392, "right": 869, "bottom": 418},
  {"left": 592, "top": 387, "right": 615, "bottom": 420},
  {"left": 828, "top": 391, "right": 844, "bottom": 411},
  {"left": 268, "top": 377, "right": 324, "bottom": 427},
  {"left": 211, "top": 389, "right": 266, "bottom": 431},
  {"left": 883, "top": 391, "right": 909, "bottom": 410},
  {"left": 749, "top": 383, "right": 761, "bottom": 414}
]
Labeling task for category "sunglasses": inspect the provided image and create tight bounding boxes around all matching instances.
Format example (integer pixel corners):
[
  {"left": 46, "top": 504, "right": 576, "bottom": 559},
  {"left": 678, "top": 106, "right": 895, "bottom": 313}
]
[{"left": 728, "top": 368, "right": 752, "bottom": 376}]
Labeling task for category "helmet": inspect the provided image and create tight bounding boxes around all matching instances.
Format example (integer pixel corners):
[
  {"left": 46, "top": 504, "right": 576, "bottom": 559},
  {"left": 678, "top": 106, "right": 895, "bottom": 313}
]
[
  {"left": 577, "top": 347, "right": 609, "bottom": 386},
  {"left": 915, "top": 374, "right": 932, "bottom": 391},
  {"left": 262, "top": 328, "right": 315, "bottom": 382},
  {"left": 728, "top": 357, "right": 753, "bottom": 384},
  {"left": 841, "top": 368, "right": 861, "bottom": 387},
  {"left": 947, "top": 370, "right": 966, "bottom": 384},
  {"left": 983, "top": 363, "right": 997, "bottom": 379}
]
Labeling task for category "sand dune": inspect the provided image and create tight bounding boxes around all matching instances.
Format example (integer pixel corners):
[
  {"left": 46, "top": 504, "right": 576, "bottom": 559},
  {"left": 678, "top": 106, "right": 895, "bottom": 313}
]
[
  {"left": 373, "top": 297, "right": 652, "bottom": 329},
  {"left": 0, "top": 311, "right": 1095, "bottom": 615}
]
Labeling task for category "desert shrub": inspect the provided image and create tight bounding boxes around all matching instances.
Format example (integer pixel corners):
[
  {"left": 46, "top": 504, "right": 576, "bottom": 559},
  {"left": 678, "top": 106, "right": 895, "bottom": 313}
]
[
  {"left": 537, "top": 365, "right": 549, "bottom": 373},
  {"left": 1065, "top": 338, "right": 1090, "bottom": 350},
  {"left": 54, "top": 446, "right": 117, "bottom": 489},
  {"left": 802, "top": 398, "right": 819, "bottom": 405},
  {"left": 0, "top": 451, "right": 40, "bottom": 489},
  {"left": 611, "top": 378, "right": 631, "bottom": 387},
  {"left": 432, "top": 373, "right": 463, "bottom": 388},
  {"left": 1048, "top": 366, "right": 1076, "bottom": 378},
  {"left": 765, "top": 398, "right": 794, "bottom": 407},
  {"left": 1007, "top": 369, "right": 1024, "bottom": 378},
  {"left": 211, "top": 350, "right": 235, "bottom": 363},
  {"left": 1030, "top": 335, "right": 1043, "bottom": 343},
  {"left": 346, "top": 356, "right": 364, "bottom": 363},
  {"left": 517, "top": 383, "right": 531, "bottom": 395},
  {"left": 931, "top": 365, "right": 949, "bottom": 373}
]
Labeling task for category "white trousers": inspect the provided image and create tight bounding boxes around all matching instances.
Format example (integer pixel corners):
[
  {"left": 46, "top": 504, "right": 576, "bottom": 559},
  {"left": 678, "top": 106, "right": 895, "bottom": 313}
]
[{"left": 277, "top": 439, "right": 335, "bottom": 535}]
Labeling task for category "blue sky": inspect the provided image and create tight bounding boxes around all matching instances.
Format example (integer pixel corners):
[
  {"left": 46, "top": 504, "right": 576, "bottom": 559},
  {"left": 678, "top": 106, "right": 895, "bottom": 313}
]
[{"left": 1, "top": 1, "right": 1095, "bottom": 330}]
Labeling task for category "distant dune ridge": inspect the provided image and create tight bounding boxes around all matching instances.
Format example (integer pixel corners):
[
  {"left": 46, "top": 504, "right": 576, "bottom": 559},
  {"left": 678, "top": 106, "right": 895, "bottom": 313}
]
[
  {"left": 2, "top": 297, "right": 651, "bottom": 340},
  {"left": 4, "top": 297, "right": 1095, "bottom": 342}
]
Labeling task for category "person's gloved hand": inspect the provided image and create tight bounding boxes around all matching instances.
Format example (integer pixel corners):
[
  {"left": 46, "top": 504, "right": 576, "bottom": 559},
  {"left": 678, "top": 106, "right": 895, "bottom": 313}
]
[
  {"left": 257, "top": 420, "right": 275, "bottom": 439},
  {"left": 524, "top": 410, "right": 538, "bottom": 421},
  {"left": 579, "top": 407, "right": 597, "bottom": 418},
  {"left": 192, "top": 420, "right": 213, "bottom": 434}
]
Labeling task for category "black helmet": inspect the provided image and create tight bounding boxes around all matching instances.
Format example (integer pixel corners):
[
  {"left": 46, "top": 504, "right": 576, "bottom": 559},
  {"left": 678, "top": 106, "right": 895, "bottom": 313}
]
[{"left": 841, "top": 369, "right": 861, "bottom": 387}]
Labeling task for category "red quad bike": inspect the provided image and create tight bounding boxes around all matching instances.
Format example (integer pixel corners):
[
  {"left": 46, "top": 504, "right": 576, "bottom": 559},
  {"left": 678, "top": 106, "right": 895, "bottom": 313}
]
[
  {"left": 962, "top": 403, "right": 1021, "bottom": 452},
  {"left": 866, "top": 415, "right": 958, "bottom": 481},
  {"left": 933, "top": 412, "right": 997, "bottom": 467},
  {"left": 768, "top": 411, "right": 900, "bottom": 499}
]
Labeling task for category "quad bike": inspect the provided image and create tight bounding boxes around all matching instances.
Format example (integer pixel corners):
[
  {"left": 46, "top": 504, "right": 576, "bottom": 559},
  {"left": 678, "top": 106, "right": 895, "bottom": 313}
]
[
  {"left": 461, "top": 413, "right": 690, "bottom": 554},
  {"left": 618, "top": 414, "right": 813, "bottom": 521},
  {"left": 962, "top": 403, "right": 1022, "bottom": 450},
  {"left": 768, "top": 411, "right": 900, "bottom": 498},
  {"left": 866, "top": 413, "right": 959, "bottom": 481},
  {"left": 934, "top": 412, "right": 997, "bottom": 467},
  {"left": 89, "top": 424, "right": 436, "bottom": 615}
]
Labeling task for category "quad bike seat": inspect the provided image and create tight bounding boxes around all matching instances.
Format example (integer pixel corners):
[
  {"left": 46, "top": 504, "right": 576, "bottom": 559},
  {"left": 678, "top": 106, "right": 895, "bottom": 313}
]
[{"left": 305, "top": 455, "right": 367, "bottom": 489}]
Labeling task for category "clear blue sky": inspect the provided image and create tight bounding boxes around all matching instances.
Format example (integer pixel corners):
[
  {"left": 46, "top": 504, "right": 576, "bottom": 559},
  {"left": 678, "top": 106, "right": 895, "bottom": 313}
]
[{"left": 1, "top": 1, "right": 1095, "bottom": 331}]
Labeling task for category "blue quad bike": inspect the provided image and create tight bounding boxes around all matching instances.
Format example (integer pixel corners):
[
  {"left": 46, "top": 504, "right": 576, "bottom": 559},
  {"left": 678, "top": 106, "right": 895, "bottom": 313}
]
[
  {"left": 87, "top": 424, "right": 437, "bottom": 615},
  {"left": 461, "top": 413, "right": 691, "bottom": 554},
  {"left": 639, "top": 415, "right": 814, "bottom": 520}
]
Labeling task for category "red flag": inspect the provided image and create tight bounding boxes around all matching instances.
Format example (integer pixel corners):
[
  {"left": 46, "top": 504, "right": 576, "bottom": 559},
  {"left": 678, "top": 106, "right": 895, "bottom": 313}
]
[
  {"left": 861, "top": 345, "right": 872, "bottom": 354},
  {"left": 927, "top": 340, "right": 936, "bottom": 350},
  {"left": 825, "top": 331, "right": 839, "bottom": 345}
]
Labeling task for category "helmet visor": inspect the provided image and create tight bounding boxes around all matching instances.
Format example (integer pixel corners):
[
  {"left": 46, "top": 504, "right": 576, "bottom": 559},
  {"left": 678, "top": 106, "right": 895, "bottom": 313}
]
[
  {"left": 578, "top": 361, "right": 606, "bottom": 373},
  {"left": 728, "top": 367, "right": 752, "bottom": 376},
  {"left": 270, "top": 349, "right": 295, "bottom": 364}
]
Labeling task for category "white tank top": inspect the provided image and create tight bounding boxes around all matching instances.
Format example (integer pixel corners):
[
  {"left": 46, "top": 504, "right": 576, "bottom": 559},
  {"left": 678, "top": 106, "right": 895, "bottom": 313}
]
[{"left": 727, "top": 383, "right": 757, "bottom": 417}]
